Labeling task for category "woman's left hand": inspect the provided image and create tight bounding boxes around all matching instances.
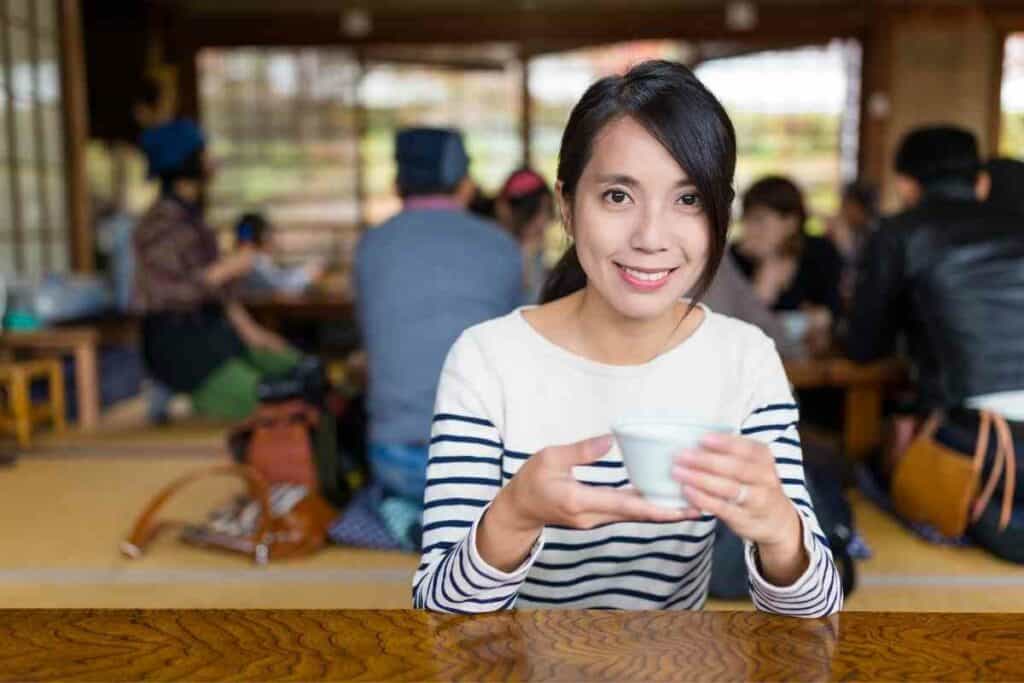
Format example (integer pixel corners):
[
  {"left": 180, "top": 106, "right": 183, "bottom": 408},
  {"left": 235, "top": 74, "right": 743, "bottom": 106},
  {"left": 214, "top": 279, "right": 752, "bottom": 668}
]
[{"left": 671, "top": 433, "right": 807, "bottom": 582}]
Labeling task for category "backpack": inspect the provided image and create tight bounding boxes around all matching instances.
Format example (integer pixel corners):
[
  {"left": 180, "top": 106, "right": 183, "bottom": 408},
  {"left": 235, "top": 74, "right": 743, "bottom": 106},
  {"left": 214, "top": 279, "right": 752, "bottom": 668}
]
[{"left": 709, "top": 459, "right": 857, "bottom": 600}]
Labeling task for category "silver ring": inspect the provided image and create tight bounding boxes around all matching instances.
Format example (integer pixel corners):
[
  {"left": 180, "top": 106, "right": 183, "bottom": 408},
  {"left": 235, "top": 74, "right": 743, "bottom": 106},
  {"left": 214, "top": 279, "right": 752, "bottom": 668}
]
[{"left": 732, "top": 484, "right": 749, "bottom": 506}]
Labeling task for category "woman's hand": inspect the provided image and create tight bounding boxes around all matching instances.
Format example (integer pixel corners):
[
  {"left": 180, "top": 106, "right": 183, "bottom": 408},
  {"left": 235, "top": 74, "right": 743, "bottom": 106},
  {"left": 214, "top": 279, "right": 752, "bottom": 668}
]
[
  {"left": 753, "top": 256, "right": 797, "bottom": 306},
  {"left": 672, "top": 433, "right": 808, "bottom": 586},
  {"left": 478, "top": 435, "right": 696, "bottom": 572}
]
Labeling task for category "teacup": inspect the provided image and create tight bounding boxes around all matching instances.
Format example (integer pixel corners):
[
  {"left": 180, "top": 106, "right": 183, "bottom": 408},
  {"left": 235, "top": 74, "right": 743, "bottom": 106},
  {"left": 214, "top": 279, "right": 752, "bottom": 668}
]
[{"left": 612, "top": 420, "right": 729, "bottom": 508}]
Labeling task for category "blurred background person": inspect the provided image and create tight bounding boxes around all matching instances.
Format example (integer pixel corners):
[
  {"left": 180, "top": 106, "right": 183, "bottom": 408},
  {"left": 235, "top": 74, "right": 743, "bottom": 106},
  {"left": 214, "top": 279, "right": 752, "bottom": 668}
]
[
  {"left": 826, "top": 180, "right": 880, "bottom": 308},
  {"left": 730, "top": 175, "right": 843, "bottom": 356},
  {"left": 233, "top": 212, "right": 326, "bottom": 296},
  {"left": 492, "top": 168, "right": 555, "bottom": 305}
]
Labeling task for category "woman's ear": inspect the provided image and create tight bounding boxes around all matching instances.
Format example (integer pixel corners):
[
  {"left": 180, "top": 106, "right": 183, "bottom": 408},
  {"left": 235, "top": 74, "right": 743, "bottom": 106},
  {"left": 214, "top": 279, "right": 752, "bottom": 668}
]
[{"left": 554, "top": 180, "right": 573, "bottom": 240}]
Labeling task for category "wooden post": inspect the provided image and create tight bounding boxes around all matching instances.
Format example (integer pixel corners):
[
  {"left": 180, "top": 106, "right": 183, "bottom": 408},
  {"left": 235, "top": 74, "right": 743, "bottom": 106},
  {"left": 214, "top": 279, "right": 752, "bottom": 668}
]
[
  {"left": 520, "top": 53, "right": 532, "bottom": 168},
  {"left": 58, "top": 0, "right": 93, "bottom": 273},
  {"left": 857, "top": 1, "right": 891, "bottom": 189},
  {"left": 988, "top": 27, "right": 1007, "bottom": 157}
]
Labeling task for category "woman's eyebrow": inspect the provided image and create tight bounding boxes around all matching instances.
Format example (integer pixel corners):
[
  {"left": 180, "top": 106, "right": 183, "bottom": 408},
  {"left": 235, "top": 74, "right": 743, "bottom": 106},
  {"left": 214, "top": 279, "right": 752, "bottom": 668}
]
[{"left": 595, "top": 174, "right": 695, "bottom": 187}]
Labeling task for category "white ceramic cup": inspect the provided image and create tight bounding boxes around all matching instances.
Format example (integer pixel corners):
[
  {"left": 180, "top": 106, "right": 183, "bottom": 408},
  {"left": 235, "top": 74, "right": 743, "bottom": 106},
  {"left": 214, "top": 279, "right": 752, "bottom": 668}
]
[
  {"left": 779, "top": 311, "right": 811, "bottom": 343},
  {"left": 612, "top": 420, "right": 729, "bottom": 508}
]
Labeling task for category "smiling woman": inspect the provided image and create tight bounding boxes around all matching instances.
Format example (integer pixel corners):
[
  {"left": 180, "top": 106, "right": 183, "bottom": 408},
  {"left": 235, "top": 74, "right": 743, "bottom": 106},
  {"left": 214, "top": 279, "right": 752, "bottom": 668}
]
[{"left": 413, "top": 60, "right": 843, "bottom": 617}]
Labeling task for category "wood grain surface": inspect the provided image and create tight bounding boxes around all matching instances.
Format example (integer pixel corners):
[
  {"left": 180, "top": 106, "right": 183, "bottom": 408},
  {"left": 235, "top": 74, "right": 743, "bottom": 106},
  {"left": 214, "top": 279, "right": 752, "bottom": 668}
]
[{"left": 1, "top": 609, "right": 1022, "bottom": 681}]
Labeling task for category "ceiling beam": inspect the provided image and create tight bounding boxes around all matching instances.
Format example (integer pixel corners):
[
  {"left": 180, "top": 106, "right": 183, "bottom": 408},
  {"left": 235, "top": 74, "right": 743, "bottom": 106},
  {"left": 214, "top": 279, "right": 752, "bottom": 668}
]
[{"left": 175, "top": 7, "right": 869, "bottom": 49}]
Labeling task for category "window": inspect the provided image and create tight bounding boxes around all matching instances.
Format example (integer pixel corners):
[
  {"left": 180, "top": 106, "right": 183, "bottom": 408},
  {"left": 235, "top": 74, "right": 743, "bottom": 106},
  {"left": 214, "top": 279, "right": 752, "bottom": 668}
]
[
  {"left": 697, "top": 40, "right": 861, "bottom": 230},
  {"left": 0, "top": 0, "right": 67, "bottom": 277},
  {"left": 1000, "top": 33, "right": 1024, "bottom": 157},
  {"left": 200, "top": 47, "right": 523, "bottom": 274}
]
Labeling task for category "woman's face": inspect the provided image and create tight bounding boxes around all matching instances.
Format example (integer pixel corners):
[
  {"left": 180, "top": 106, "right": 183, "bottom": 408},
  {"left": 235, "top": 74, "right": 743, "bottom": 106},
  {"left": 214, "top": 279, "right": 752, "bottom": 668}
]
[
  {"left": 740, "top": 205, "right": 799, "bottom": 259},
  {"left": 560, "top": 116, "right": 711, "bottom": 321}
]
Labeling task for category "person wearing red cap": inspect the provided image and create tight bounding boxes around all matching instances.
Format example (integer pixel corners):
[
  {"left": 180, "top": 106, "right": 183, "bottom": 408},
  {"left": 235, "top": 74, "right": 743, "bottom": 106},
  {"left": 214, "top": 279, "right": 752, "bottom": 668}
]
[{"left": 493, "top": 168, "right": 555, "bottom": 304}]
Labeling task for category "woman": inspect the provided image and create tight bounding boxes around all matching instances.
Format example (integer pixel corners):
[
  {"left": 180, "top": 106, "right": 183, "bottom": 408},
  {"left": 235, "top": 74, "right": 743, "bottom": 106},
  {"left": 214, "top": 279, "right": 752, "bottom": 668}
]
[
  {"left": 413, "top": 61, "right": 841, "bottom": 615},
  {"left": 494, "top": 168, "right": 555, "bottom": 304},
  {"left": 133, "top": 148, "right": 297, "bottom": 421},
  {"left": 731, "top": 176, "right": 843, "bottom": 354}
]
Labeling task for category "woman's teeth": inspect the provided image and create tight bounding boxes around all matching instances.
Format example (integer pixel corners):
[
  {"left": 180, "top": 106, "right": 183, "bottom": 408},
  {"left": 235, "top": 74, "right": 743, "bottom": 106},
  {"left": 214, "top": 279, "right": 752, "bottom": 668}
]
[{"left": 622, "top": 266, "right": 671, "bottom": 282}]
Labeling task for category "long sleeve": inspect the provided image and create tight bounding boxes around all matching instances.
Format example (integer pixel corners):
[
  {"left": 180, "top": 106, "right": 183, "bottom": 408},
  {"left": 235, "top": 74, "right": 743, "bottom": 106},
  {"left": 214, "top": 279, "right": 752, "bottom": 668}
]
[
  {"left": 413, "top": 332, "right": 542, "bottom": 612},
  {"left": 846, "top": 223, "right": 906, "bottom": 362},
  {"left": 739, "top": 339, "right": 844, "bottom": 617}
]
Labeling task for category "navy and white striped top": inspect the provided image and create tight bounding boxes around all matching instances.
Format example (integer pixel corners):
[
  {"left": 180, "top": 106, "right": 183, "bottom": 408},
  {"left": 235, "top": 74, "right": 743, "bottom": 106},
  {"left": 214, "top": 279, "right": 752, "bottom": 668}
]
[{"left": 413, "top": 306, "right": 843, "bottom": 617}]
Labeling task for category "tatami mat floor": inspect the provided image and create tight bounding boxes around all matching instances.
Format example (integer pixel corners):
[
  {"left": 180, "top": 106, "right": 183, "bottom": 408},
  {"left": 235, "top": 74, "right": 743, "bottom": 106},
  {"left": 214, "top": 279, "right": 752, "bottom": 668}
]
[{"left": 1, "top": 418, "right": 1021, "bottom": 612}]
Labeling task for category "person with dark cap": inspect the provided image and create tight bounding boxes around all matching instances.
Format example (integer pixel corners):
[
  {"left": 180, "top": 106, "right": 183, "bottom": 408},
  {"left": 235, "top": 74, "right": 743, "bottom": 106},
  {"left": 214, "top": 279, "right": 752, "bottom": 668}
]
[
  {"left": 133, "top": 146, "right": 298, "bottom": 421},
  {"left": 848, "top": 125, "right": 1024, "bottom": 563},
  {"left": 353, "top": 128, "right": 522, "bottom": 516},
  {"left": 133, "top": 75, "right": 209, "bottom": 181}
]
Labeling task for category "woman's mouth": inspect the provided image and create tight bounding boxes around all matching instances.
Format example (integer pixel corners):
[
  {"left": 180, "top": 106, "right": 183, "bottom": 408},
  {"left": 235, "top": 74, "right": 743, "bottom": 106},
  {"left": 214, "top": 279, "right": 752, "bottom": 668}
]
[{"left": 614, "top": 262, "right": 678, "bottom": 291}]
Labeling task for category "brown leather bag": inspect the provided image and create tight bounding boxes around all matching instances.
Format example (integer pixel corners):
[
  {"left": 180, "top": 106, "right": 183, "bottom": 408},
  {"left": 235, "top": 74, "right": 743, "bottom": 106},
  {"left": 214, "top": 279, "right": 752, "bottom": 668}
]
[
  {"left": 121, "top": 464, "right": 336, "bottom": 564},
  {"left": 891, "top": 410, "right": 1017, "bottom": 539},
  {"left": 241, "top": 399, "right": 320, "bottom": 488}
]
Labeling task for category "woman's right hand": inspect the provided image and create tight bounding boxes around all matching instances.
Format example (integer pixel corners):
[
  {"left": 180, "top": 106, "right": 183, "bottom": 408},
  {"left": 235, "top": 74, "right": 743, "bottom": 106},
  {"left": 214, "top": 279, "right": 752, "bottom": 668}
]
[{"left": 477, "top": 435, "right": 695, "bottom": 571}]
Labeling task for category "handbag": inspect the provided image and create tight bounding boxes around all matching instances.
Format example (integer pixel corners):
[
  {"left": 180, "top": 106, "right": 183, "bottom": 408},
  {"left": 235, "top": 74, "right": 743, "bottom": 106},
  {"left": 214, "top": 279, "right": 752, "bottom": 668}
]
[
  {"left": 891, "top": 410, "right": 1017, "bottom": 539},
  {"left": 120, "top": 464, "right": 336, "bottom": 564}
]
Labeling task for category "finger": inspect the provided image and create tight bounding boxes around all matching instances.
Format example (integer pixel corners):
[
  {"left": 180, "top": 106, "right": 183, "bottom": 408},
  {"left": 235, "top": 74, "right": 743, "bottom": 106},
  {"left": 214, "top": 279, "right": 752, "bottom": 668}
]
[
  {"left": 681, "top": 485, "right": 744, "bottom": 528},
  {"left": 578, "top": 505, "right": 705, "bottom": 529},
  {"left": 672, "top": 464, "right": 744, "bottom": 501},
  {"left": 550, "top": 434, "right": 614, "bottom": 467},
  {"left": 575, "top": 486, "right": 693, "bottom": 523},
  {"left": 673, "top": 449, "right": 758, "bottom": 484},
  {"left": 699, "top": 433, "right": 771, "bottom": 461}
]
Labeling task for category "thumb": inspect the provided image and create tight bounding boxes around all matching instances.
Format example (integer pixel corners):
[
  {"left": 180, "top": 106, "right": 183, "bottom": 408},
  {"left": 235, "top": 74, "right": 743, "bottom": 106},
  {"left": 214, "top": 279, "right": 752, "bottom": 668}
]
[{"left": 551, "top": 434, "right": 614, "bottom": 467}]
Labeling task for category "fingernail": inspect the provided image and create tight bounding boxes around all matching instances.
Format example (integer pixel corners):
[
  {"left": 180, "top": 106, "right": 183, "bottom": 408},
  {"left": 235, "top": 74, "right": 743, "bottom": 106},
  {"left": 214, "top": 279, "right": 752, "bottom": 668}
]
[
  {"left": 592, "top": 435, "right": 614, "bottom": 452},
  {"left": 701, "top": 433, "right": 725, "bottom": 447}
]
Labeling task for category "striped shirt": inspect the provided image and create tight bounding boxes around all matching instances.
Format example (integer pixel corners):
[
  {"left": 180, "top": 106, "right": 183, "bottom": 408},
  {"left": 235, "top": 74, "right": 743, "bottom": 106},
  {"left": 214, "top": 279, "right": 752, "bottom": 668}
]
[{"left": 413, "top": 306, "right": 843, "bottom": 617}]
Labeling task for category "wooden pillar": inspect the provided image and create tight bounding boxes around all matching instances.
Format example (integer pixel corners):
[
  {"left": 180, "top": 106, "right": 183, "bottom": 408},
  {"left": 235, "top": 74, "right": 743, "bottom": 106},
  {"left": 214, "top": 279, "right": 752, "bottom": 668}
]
[
  {"left": 520, "top": 53, "right": 532, "bottom": 168},
  {"left": 58, "top": 0, "right": 93, "bottom": 273},
  {"left": 857, "top": 2, "right": 891, "bottom": 190},
  {"left": 988, "top": 28, "right": 1007, "bottom": 158}
]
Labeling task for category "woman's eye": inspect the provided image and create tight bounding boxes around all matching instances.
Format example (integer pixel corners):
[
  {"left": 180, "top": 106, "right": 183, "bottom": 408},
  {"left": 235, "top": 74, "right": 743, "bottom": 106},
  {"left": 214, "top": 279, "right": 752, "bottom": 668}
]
[
  {"left": 679, "top": 193, "right": 701, "bottom": 207},
  {"left": 604, "top": 189, "right": 631, "bottom": 205}
]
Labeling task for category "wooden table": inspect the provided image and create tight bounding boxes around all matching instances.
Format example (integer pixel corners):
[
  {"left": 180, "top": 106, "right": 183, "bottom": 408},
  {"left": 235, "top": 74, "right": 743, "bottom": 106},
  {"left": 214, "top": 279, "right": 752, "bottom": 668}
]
[
  {"left": 0, "top": 327, "right": 100, "bottom": 431},
  {"left": 244, "top": 294, "right": 354, "bottom": 328},
  {"left": 0, "top": 610, "right": 1021, "bottom": 681},
  {"left": 784, "top": 357, "right": 908, "bottom": 460}
]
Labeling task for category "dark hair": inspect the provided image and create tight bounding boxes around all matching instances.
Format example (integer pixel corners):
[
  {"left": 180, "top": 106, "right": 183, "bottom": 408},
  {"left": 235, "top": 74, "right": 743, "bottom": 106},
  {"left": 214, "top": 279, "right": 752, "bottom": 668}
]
[
  {"left": 236, "top": 212, "right": 271, "bottom": 246},
  {"left": 842, "top": 180, "right": 879, "bottom": 220},
  {"left": 742, "top": 175, "right": 808, "bottom": 228},
  {"left": 539, "top": 60, "right": 736, "bottom": 305},
  {"left": 894, "top": 125, "right": 980, "bottom": 187},
  {"left": 741, "top": 176, "right": 808, "bottom": 256},
  {"left": 985, "top": 157, "right": 1024, "bottom": 216},
  {"left": 499, "top": 168, "right": 553, "bottom": 240},
  {"left": 467, "top": 187, "right": 496, "bottom": 219}
]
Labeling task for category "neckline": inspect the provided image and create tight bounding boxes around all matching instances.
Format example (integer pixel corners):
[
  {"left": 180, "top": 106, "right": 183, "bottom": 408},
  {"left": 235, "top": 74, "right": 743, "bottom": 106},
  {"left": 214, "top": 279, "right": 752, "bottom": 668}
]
[{"left": 513, "top": 302, "right": 713, "bottom": 377}]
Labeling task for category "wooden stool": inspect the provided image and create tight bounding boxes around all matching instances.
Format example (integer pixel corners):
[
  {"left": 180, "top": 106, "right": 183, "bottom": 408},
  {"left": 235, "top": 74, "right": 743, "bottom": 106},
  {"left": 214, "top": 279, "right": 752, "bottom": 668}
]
[{"left": 0, "top": 358, "right": 67, "bottom": 447}]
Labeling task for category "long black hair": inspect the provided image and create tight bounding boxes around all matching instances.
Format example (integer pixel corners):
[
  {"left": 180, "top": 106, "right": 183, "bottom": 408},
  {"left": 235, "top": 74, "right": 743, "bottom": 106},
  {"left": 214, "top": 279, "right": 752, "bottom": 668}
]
[{"left": 539, "top": 60, "right": 736, "bottom": 305}]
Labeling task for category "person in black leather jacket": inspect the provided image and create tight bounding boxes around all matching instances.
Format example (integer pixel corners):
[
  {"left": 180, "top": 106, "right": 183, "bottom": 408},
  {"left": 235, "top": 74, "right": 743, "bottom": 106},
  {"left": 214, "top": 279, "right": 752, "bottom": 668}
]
[{"left": 847, "top": 126, "right": 1024, "bottom": 563}]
